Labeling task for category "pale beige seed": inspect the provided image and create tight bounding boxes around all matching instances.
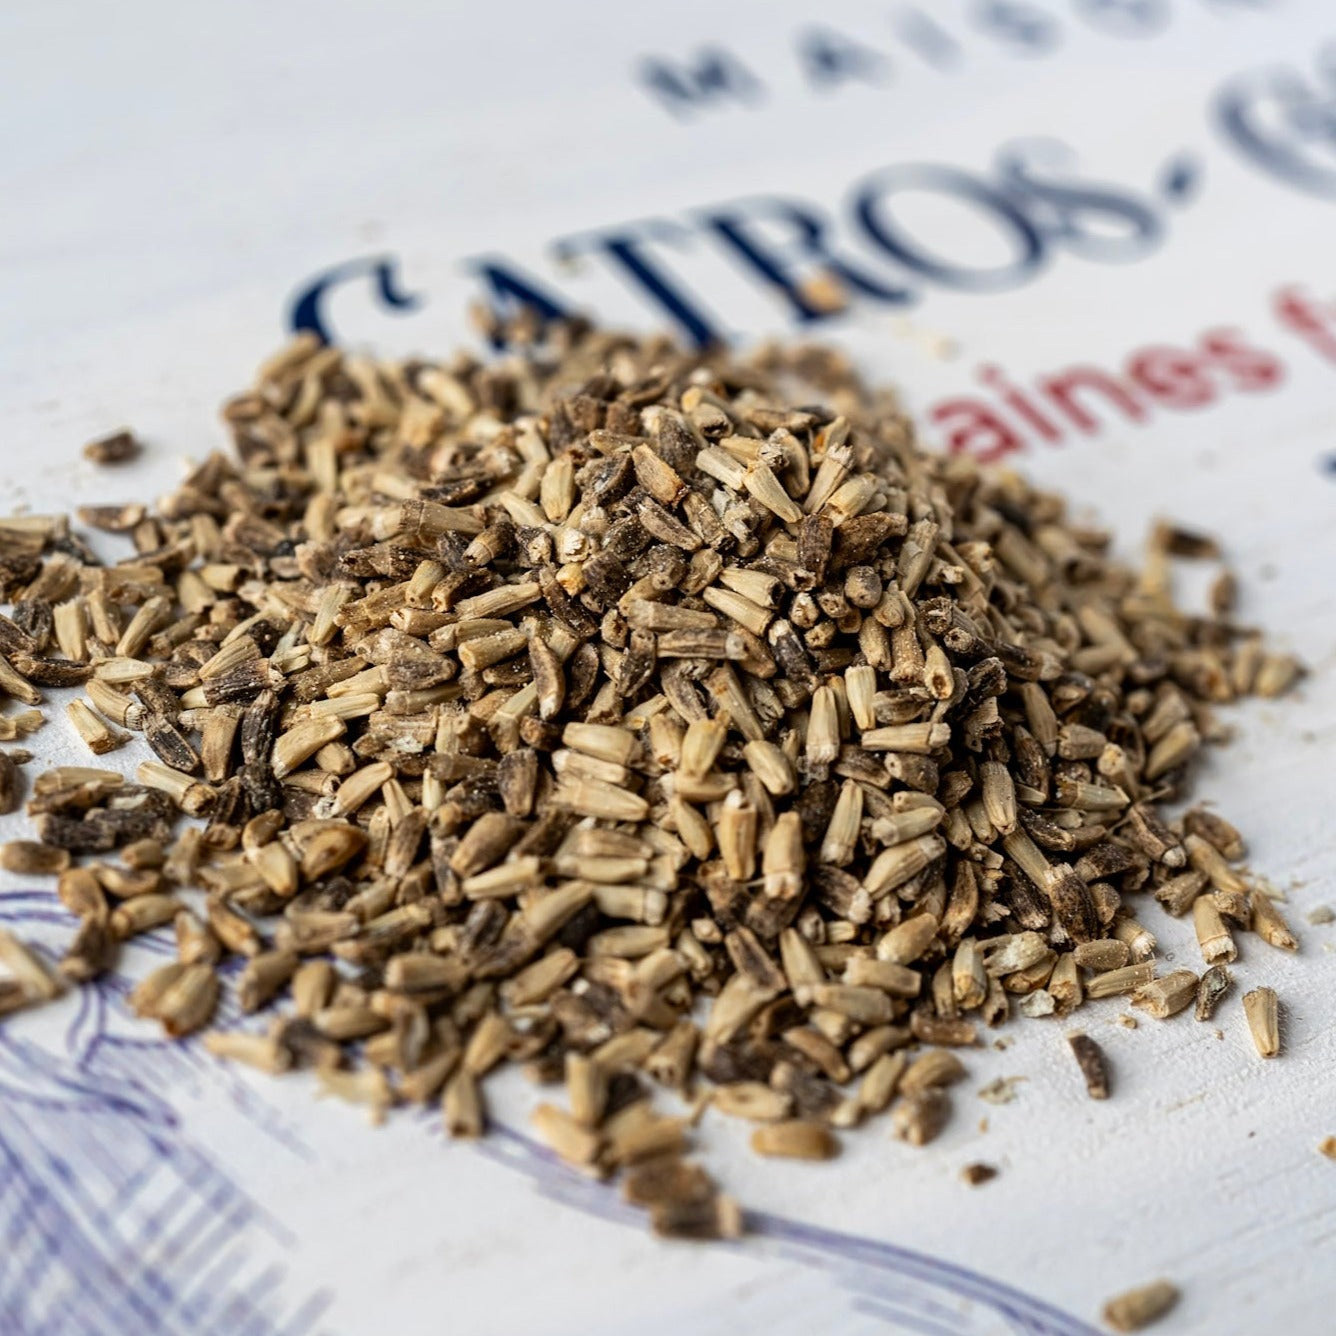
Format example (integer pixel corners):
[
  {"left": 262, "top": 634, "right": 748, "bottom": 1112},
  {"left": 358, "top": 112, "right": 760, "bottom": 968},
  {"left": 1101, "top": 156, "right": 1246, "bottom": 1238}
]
[
  {"left": 292, "top": 960, "right": 336, "bottom": 1018},
  {"left": 679, "top": 718, "right": 726, "bottom": 779},
  {"left": 1084, "top": 962, "right": 1155, "bottom": 1000},
  {"left": 860, "top": 722, "right": 950, "bottom": 753},
  {"left": 203, "top": 1030, "right": 291, "bottom": 1075},
  {"left": 1242, "top": 986, "right": 1280, "bottom": 1058},
  {"left": 1131, "top": 969, "right": 1198, "bottom": 1019},
  {"left": 858, "top": 1051, "right": 908, "bottom": 1114},
  {"left": 900, "top": 1049, "right": 967, "bottom": 1094},
  {"left": 951, "top": 940, "right": 987, "bottom": 1010},
  {"left": 66, "top": 699, "right": 126, "bottom": 754},
  {"left": 238, "top": 950, "right": 299, "bottom": 1012},
  {"left": 1254, "top": 652, "right": 1301, "bottom": 698},
  {"left": 877, "top": 913, "right": 939, "bottom": 965},
  {"left": 1101, "top": 1279, "right": 1179, "bottom": 1332},
  {"left": 157, "top": 962, "right": 219, "bottom": 1037},
  {"left": 751, "top": 1120, "right": 839, "bottom": 1160},
  {"left": 762, "top": 812, "right": 805, "bottom": 899},
  {"left": 892, "top": 1089, "right": 950, "bottom": 1146},
  {"left": 0, "top": 928, "right": 64, "bottom": 1001},
  {"left": 110, "top": 893, "right": 181, "bottom": 940},
  {"left": 129, "top": 960, "right": 188, "bottom": 1019},
  {"left": 1192, "top": 894, "right": 1237, "bottom": 965},
  {"left": 1184, "top": 833, "right": 1247, "bottom": 897},
  {"left": 806, "top": 685, "right": 841, "bottom": 766},
  {"left": 174, "top": 909, "right": 219, "bottom": 966},
  {"left": 1048, "top": 954, "right": 1083, "bottom": 1012},
  {"left": 272, "top": 717, "right": 345, "bottom": 779},
  {"left": 712, "top": 1082, "right": 792, "bottom": 1123},
  {"left": 318, "top": 1067, "right": 393, "bottom": 1123},
  {"left": 843, "top": 957, "right": 921, "bottom": 998},
  {"left": 716, "top": 790, "right": 758, "bottom": 882},
  {"left": 1155, "top": 870, "right": 1209, "bottom": 917},
  {"left": 978, "top": 761, "right": 1017, "bottom": 836},
  {"left": 1250, "top": 891, "right": 1297, "bottom": 951},
  {"left": 819, "top": 779, "right": 863, "bottom": 867},
  {"left": 864, "top": 835, "right": 946, "bottom": 898},
  {"left": 1110, "top": 916, "right": 1157, "bottom": 963},
  {"left": 844, "top": 664, "right": 878, "bottom": 730},
  {"left": 0, "top": 840, "right": 70, "bottom": 875},
  {"left": 1072, "top": 939, "right": 1131, "bottom": 972},
  {"left": 531, "top": 1103, "right": 602, "bottom": 1166},
  {"left": 743, "top": 739, "right": 796, "bottom": 796},
  {"left": 799, "top": 983, "right": 892, "bottom": 1026}
]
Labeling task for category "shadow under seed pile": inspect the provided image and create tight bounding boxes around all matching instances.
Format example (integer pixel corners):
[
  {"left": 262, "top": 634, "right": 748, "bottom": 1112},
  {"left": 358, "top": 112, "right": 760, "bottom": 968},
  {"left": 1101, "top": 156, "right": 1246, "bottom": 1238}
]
[{"left": 0, "top": 321, "right": 1302, "bottom": 1240}]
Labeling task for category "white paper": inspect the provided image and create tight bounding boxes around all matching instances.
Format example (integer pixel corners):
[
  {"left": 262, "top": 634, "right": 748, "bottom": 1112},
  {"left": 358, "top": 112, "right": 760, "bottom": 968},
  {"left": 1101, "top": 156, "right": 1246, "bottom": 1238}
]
[{"left": 2, "top": 3, "right": 1334, "bottom": 1333}]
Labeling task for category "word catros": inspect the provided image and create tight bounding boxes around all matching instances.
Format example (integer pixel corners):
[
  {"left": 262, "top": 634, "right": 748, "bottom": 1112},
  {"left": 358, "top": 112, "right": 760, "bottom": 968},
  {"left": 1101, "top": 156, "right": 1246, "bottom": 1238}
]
[{"left": 291, "top": 141, "right": 1179, "bottom": 349}]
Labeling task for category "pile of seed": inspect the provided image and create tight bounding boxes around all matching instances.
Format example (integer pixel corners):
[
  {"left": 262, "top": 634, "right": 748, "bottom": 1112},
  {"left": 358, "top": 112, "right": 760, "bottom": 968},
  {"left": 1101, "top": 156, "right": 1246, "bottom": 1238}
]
[{"left": 0, "top": 320, "right": 1303, "bottom": 1243}]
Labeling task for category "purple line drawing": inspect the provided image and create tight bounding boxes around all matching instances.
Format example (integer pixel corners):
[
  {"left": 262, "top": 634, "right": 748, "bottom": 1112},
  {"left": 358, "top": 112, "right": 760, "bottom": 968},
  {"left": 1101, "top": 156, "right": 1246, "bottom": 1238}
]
[
  {"left": 474, "top": 1125, "right": 1100, "bottom": 1336},
  {"left": 0, "top": 891, "right": 331, "bottom": 1336},
  {"left": 1, "top": 888, "right": 1097, "bottom": 1336}
]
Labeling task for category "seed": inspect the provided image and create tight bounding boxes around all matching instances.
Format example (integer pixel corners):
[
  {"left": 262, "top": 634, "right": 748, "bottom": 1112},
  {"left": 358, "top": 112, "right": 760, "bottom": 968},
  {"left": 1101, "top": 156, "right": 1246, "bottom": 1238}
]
[
  {"left": 0, "top": 751, "right": 22, "bottom": 814},
  {"left": 1250, "top": 891, "right": 1297, "bottom": 951},
  {"left": 0, "top": 929, "right": 64, "bottom": 1002},
  {"left": 1131, "top": 969, "right": 1198, "bottom": 1019},
  {"left": 844, "top": 957, "right": 921, "bottom": 998},
  {"left": 713, "top": 1082, "right": 792, "bottom": 1123},
  {"left": 1101, "top": 1280, "right": 1179, "bottom": 1332},
  {"left": 83, "top": 429, "right": 141, "bottom": 464},
  {"left": 238, "top": 949, "right": 298, "bottom": 1012},
  {"left": 1242, "top": 986, "right": 1280, "bottom": 1058},
  {"left": 892, "top": 1089, "right": 950, "bottom": 1146},
  {"left": 1194, "top": 964, "right": 1233, "bottom": 1021},
  {"left": 877, "top": 913, "right": 939, "bottom": 966},
  {"left": 1068, "top": 1033, "right": 1110, "bottom": 1099},
  {"left": 0, "top": 840, "right": 70, "bottom": 874},
  {"left": 750, "top": 1120, "right": 839, "bottom": 1160},
  {"left": 961, "top": 1162, "right": 998, "bottom": 1186},
  {"left": 649, "top": 1195, "right": 743, "bottom": 1241},
  {"left": 900, "top": 1049, "right": 967, "bottom": 1093},
  {"left": 1192, "top": 895, "right": 1236, "bottom": 965},
  {"left": 157, "top": 962, "right": 219, "bottom": 1037},
  {"left": 1084, "top": 962, "right": 1156, "bottom": 999},
  {"left": 1073, "top": 939, "right": 1131, "bottom": 972}
]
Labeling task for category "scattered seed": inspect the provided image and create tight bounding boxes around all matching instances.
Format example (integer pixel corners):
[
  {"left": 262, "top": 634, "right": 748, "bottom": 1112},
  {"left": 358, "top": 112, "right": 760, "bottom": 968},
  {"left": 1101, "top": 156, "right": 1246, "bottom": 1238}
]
[
  {"left": 1242, "top": 986, "right": 1280, "bottom": 1058},
  {"left": 1068, "top": 1033, "right": 1110, "bottom": 1099},
  {"left": 960, "top": 1162, "right": 998, "bottom": 1186},
  {"left": 1101, "top": 1279, "right": 1179, "bottom": 1332}
]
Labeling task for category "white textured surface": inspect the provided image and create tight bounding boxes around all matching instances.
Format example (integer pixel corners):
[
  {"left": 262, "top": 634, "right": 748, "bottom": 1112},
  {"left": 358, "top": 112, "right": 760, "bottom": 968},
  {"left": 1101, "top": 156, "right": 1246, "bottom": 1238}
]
[{"left": 0, "top": 4, "right": 1333, "bottom": 1334}]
